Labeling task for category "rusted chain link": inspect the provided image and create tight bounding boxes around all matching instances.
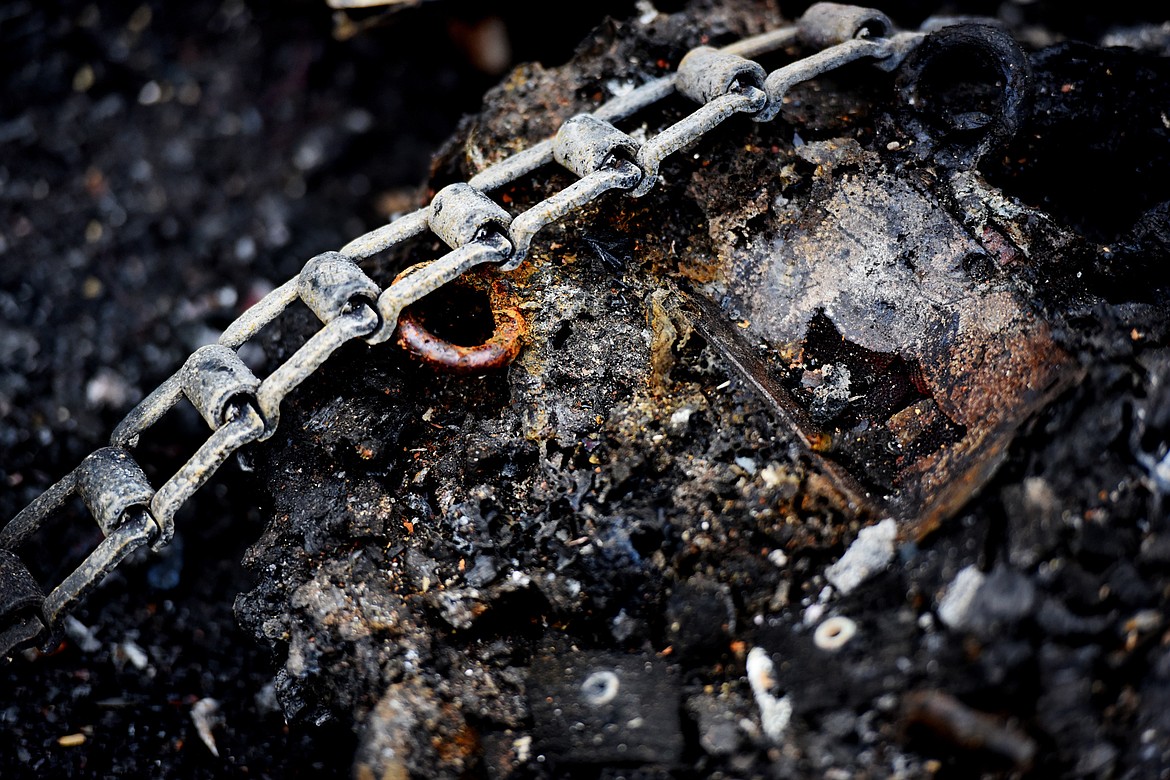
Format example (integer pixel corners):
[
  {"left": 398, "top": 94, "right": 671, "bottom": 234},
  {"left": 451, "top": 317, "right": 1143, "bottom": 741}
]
[{"left": 0, "top": 3, "right": 924, "bottom": 658}]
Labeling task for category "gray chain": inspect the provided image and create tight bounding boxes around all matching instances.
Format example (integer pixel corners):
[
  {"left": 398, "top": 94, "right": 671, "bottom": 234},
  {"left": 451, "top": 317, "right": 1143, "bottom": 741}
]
[{"left": 0, "top": 3, "right": 923, "bottom": 658}]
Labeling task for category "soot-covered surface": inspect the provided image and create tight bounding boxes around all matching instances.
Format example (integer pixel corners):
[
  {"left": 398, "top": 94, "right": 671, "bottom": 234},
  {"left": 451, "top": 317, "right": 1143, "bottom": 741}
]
[
  {"left": 3, "top": 1, "right": 1170, "bottom": 778},
  {"left": 0, "top": 0, "right": 635, "bottom": 775}
]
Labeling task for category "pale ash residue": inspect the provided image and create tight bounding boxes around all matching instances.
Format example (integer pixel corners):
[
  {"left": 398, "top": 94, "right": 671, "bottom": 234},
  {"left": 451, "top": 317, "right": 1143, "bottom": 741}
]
[
  {"left": 634, "top": 0, "right": 661, "bottom": 25},
  {"left": 825, "top": 517, "right": 898, "bottom": 595},
  {"left": 742, "top": 169, "right": 983, "bottom": 356},
  {"left": 191, "top": 697, "right": 223, "bottom": 757},
  {"left": 605, "top": 78, "right": 638, "bottom": 98},
  {"left": 937, "top": 564, "right": 987, "bottom": 631},
  {"left": 746, "top": 647, "right": 792, "bottom": 742}
]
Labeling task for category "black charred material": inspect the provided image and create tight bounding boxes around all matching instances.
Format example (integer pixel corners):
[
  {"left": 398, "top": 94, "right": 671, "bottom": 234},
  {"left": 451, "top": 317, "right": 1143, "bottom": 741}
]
[
  {"left": 241, "top": 5, "right": 1170, "bottom": 778},
  {"left": 895, "top": 22, "right": 1033, "bottom": 169},
  {"left": 4, "top": 2, "right": 1170, "bottom": 779},
  {"left": 903, "top": 689, "right": 1038, "bottom": 771}
]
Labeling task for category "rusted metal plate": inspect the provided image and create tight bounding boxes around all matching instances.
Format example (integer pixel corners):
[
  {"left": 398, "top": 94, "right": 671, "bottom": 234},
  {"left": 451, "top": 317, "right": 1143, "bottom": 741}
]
[{"left": 691, "top": 141, "right": 1081, "bottom": 537}]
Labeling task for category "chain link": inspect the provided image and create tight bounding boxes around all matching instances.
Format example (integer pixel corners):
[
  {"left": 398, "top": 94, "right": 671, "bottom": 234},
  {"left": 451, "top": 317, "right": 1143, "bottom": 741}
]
[{"left": 0, "top": 3, "right": 924, "bottom": 658}]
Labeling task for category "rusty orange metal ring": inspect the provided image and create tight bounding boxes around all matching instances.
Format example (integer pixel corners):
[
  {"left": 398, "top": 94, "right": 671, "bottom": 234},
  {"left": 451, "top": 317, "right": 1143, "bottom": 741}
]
[
  {"left": 392, "top": 266, "right": 526, "bottom": 374},
  {"left": 396, "top": 305, "right": 525, "bottom": 374}
]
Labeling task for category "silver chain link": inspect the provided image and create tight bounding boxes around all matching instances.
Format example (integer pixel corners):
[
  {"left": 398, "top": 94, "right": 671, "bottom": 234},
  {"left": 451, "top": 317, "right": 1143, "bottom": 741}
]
[{"left": 0, "top": 3, "right": 924, "bottom": 657}]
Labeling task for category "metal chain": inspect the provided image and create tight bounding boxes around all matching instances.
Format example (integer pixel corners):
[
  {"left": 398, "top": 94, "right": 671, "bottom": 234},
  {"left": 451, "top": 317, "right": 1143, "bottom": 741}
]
[{"left": 0, "top": 3, "right": 923, "bottom": 658}]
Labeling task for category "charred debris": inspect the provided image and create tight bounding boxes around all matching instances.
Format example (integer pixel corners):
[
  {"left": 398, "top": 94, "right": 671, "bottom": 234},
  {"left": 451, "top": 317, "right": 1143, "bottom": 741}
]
[
  {"left": 3, "top": 0, "right": 1170, "bottom": 778},
  {"left": 236, "top": 3, "right": 1170, "bottom": 778}
]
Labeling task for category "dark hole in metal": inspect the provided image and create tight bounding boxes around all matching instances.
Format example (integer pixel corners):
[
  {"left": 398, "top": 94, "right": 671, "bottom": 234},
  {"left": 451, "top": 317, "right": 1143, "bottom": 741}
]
[
  {"left": 551, "top": 321, "right": 573, "bottom": 350},
  {"left": 407, "top": 283, "right": 495, "bottom": 348},
  {"left": 855, "top": 17, "right": 890, "bottom": 40},
  {"left": 798, "top": 311, "right": 928, "bottom": 427},
  {"left": 912, "top": 46, "right": 1004, "bottom": 132},
  {"left": 961, "top": 251, "right": 998, "bottom": 282}
]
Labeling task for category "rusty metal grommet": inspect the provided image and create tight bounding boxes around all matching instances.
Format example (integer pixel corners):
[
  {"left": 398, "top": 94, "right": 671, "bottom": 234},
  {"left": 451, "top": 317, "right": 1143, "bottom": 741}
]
[
  {"left": 392, "top": 266, "right": 526, "bottom": 374},
  {"left": 397, "top": 306, "right": 525, "bottom": 374}
]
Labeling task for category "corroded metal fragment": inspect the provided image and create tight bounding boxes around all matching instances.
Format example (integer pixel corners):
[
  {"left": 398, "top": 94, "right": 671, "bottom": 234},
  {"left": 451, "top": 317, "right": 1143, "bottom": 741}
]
[{"left": 715, "top": 142, "right": 1080, "bottom": 535}]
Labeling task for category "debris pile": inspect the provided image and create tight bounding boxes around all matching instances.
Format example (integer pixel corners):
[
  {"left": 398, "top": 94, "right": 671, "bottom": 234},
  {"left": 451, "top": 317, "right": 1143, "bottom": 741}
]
[
  {"left": 234, "top": 2, "right": 1170, "bottom": 777},
  {"left": 2, "top": 1, "right": 1169, "bottom": 778}
]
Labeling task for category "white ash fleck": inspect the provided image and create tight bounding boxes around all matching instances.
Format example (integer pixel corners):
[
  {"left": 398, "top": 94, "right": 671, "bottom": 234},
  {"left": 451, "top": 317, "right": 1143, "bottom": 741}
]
[
  {"left": 254, "top": 681, "right": 280, "bottom": 716},
  {"left": 1140, "top": 449, "right": 1170, "bottom": 492},
  {"left": 191, "top": 697, "right": 224, "bottom": 758},
  {"left": 611, "top": 609, "right": 638, "bottom": 642},
  {"left": 120, "top": 639, "right": 149, "bottom": 671},
  {"left": 825, "top": 518, "right": 897, "bottom": 595},
  {"left": 746, "top": 647, "right": 792, "bottom": 742},
  {"left": 432, "top": 588, "right": 484, "bottom": 630},
  {"left": 760, "top": 462, "right": 791, "bottom": 488},
  {"left": 734, "top": 456, "right": 758, "bottom": 475},
  {"left": 85, "top": 368, "right": 132, "bottom": 410},
  {"left": 937, "top": 564, "right": 987, "bottom": 631},
  {"left": 63, "top": 616, "right": 101, "bottom": 653},
  {"left": 767, "top": 549, "right": 788, "bottom": 568},
  {"left": 635, "top": 0, "right": 660, "bottom": 25},
  {"left": 803, "top": 601, "right": 826, "bottom": 626},
  {"left": 605, "top": 78, "right": 637, "bottom": 97}
]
